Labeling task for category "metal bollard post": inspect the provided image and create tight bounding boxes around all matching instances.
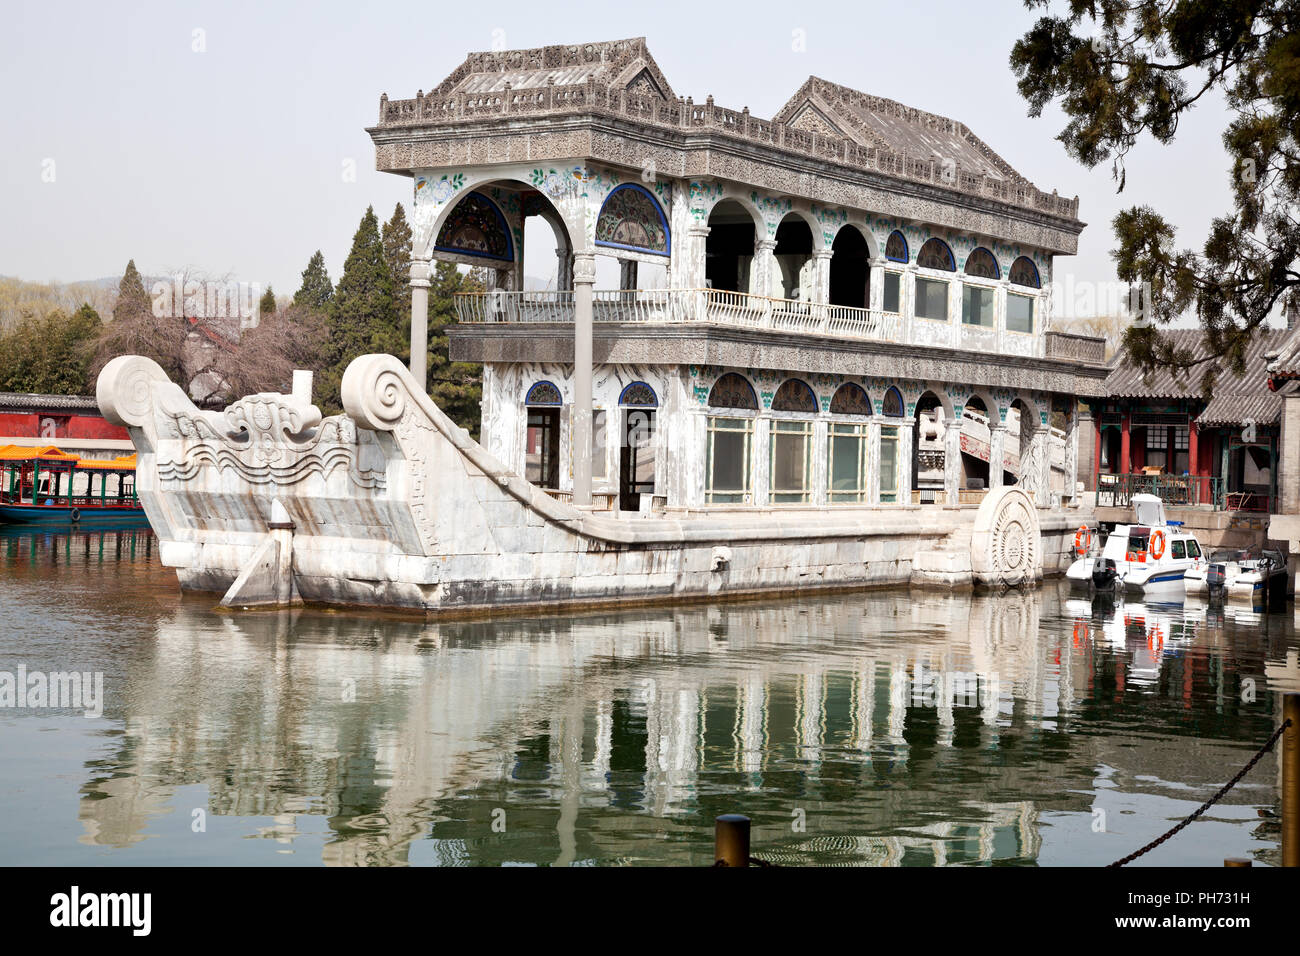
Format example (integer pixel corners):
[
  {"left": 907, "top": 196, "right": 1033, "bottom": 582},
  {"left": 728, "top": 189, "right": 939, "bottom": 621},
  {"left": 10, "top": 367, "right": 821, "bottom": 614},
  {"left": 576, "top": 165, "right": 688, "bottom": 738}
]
[
  {"left": 715, "top": 814, "right": 750, "bottom": 868},
  {"left": 1284, "top": 694, "right": 1299, "bottom": 868},
  {"left": 1224, "top": 857, "right": 1252, "bottom": 867}
]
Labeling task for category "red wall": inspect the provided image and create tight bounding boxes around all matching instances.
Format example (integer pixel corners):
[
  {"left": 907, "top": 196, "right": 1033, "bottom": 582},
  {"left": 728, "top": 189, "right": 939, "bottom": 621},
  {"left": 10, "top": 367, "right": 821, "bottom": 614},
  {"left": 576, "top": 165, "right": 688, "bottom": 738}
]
[{"left": 0, "top": 412, "right": 128, "bottom": 441}]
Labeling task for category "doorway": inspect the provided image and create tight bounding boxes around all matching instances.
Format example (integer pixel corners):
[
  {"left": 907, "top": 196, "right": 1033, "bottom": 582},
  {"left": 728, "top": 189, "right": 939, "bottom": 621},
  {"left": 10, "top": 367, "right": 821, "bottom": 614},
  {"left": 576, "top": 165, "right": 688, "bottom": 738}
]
[
  {"left": 526, "top": 407, "right": 560, "bottom": 490},
  {"left": 619, "top": 408, "right": 656, "bottom": 511}
]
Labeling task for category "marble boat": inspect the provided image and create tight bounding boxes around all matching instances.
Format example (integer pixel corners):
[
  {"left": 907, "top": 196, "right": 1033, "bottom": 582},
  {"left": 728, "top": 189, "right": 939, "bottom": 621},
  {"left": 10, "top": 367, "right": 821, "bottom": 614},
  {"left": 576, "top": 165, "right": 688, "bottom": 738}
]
[{"left": 96, "top": 354, "right": 1084, "bottom": 615}]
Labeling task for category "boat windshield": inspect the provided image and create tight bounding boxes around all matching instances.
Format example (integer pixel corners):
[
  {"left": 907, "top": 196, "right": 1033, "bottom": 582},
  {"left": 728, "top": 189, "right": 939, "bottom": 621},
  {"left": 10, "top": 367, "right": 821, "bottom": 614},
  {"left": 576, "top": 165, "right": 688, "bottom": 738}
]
[{"left": 1127, "top": 532, "right": 1149, "bottom": 554}]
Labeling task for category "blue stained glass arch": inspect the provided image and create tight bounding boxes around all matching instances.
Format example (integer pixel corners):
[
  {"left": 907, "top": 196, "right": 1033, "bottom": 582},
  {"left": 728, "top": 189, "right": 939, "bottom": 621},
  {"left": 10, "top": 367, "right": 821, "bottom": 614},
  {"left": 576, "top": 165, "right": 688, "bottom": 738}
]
[
  {"left": 771, "top": 379, "right": 818, "bottom": 413},
  {"left": 882, "top": 386, "right": 905, "bottom": 417},
  {"left": 435, "top": 191, "right": 515, "bottom": 262},
  {"left": 595, "top": 184, "right": 671, "bottom": 256},
  {"left": 1009, "top": 256, "right": 1041, "bottom": 288},
  {"left": 917, "top": 238, "right": 955, "bottom": 271},
  {"left": 618, "top": 381, "right": 658, "bottom": 406},
  {"left": 885, "top": 230, "right": 909, "bottom": 263},
  {"left": 526, "top": 381, "right": 562, "bottom": 405}
]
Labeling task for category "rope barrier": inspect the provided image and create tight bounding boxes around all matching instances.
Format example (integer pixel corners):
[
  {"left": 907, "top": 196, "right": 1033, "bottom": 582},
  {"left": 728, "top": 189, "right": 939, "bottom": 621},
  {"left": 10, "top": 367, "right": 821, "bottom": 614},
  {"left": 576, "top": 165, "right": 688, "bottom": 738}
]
[{"left": 1107, "top": 718, "right": 1292, "bottom": 867}]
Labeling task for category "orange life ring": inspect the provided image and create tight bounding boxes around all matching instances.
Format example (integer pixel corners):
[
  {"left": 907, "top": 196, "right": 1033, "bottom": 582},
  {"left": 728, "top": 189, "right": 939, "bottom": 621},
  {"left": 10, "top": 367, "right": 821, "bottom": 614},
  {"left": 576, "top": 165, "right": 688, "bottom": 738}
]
[
  {"left": 1073, "top": 525, "right": 1092, "bottom": 556},
  {"left": 1149, "top": 529, "right": 1166, "bottom": 560}
]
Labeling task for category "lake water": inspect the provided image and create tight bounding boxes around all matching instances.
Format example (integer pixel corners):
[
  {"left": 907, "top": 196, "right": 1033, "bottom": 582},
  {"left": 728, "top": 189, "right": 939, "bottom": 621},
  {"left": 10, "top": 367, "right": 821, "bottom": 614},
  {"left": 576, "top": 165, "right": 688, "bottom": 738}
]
[{"left": 1, "top": 525, "right": 1296, "bottom": 867}]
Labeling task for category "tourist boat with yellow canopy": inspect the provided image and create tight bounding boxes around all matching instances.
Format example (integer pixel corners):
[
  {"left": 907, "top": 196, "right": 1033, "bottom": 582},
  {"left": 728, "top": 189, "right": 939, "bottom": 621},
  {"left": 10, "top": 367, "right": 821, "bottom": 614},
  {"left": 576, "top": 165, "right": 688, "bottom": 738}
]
[{"left": 0, "top": 444, "right": 148, "bottom": 526}]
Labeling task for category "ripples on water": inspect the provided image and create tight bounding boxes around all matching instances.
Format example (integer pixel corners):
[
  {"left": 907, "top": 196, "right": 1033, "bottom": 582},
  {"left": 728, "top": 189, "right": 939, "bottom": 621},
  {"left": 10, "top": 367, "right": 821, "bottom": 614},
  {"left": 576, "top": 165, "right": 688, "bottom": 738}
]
[{"left": 0, "top": 525, "right": 1296, "bottom": 867}]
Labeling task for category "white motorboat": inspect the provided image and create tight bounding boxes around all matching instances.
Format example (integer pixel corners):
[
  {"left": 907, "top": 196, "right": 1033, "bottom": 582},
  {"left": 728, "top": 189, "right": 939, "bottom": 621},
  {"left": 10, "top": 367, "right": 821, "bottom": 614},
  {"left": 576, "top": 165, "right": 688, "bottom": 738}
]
[
  {"left": 1184, "top": 546, "right": 1288, "bottom": 605},
  {"left": 1066, "top": 494, "right": 1206, "bottom": 599}
]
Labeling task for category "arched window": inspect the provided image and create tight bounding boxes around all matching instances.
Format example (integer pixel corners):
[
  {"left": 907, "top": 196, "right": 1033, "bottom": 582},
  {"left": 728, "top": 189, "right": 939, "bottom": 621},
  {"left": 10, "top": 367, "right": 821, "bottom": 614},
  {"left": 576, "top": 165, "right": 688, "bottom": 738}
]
[
  {"left": 618, "top": 381, "right": 658, "bottom": 406},
  {"left": 525, "top": 381, "right": 561, "bottom": 405},
  {"left": 595, "top": 184, "right": 670, "bottom": 256},
  {"left": 1009, "top": 256, "right": 1041, "bottom": 288},
  {"left": 524, "top": 381, "right": 562, "bottom": 490},
  {"left": 917, "top": 238, "right": 955, "bottom": 271},
  {"left": 882, "top": 387, "right": 905, "bottom": 418},
  {"left": 435, "top": 191, "right": 514, "bottom": 262},
  {"left": 771, "top": 379, "right": 818, "bottom": 413},
  {"left": 885, "top": 230, "right": 909, "bottom": 263},
  {"left": 829, "top": 383, "right": 872, "bottom": 415},
  {"left": 706, "top": 373, "right": 757, "bottom": 503},
  {"left": 964, "top": 247, "right": 999, "bottom": 279},
  {"left": 769, "top": 379, "right": 816, "bottom": 503},
  {"left": 707, "top": 373, "right": 758, "bottom": 410}
]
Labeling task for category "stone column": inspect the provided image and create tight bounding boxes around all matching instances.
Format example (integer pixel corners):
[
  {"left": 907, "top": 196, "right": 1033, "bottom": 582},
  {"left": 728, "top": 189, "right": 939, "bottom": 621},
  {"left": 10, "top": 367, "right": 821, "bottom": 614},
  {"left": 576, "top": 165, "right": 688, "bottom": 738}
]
[
  {"left": 1063, "top": 405, "right": 1079, "bottom": 504},
  {"left": 812, "top": 250, "right": 833, "bottom": 304},
  {"left": 686, "top": 224, "right": 710, "bottom": 291},
  {"left": 1032, "top": 426, "right": 1052, "bottom": 508},
  {"left": 1279, "top": 393, "right": 1300, "bottom": 515},
  {"left": 902, "top": 266, "right": 917, "bottom": 344},
  {"left": 943, "top": 417, "right": 962, "bottom": 507},
  {"left": 988, "top": 425, "right": 1007, "bottom": 490},
  {"left": 573, "top": 252, "right": 596, "bottom": 506},
  {"left": 868, "top": 258, "right": 885, "bottom": 312},
  {"left": 408, "top": 255, "right": 432, "bottom": 391},
  {"left": 751, "top": 238, "right": 777, "bottom": 298}
]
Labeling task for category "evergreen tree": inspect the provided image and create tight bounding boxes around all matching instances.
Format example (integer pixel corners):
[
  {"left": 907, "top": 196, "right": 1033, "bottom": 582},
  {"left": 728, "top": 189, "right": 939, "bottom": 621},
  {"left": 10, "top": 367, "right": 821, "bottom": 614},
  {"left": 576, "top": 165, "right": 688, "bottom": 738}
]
[
  {"left": 320, "top": 207, "right": 395, "bottom": 413},
  {"left": 258, "top": 285, "right": 277, "bottom": 319},
  {"left": 0, "top": 303, "right": 103, "bottom": 394},
  {"left": 293, "top": 250, "right": 334, "bottom": 311},
  {"left": 1010, "top": 0, "right": 1300, "bottom": 388},
  {"left": 426, "top": 262, "right": 485, "bottom": 437},
  {"left": 381, "top": 203, "right": 413, "bottom": 347},
  {"left": 112, "top": 259, "right": 150, "bottom": 323}
]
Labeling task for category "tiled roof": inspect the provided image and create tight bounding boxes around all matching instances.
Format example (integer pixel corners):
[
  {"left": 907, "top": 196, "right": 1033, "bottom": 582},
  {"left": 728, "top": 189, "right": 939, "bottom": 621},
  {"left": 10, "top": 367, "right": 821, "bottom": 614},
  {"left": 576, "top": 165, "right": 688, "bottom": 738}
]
[
  {"left": 1265, "top": 312, "right": 1300, "bottom": 381},
  {"left": 773, "top": 77, "right": 1028, "bottom": 185},
  {"left": 0, "top": 392, "right": 100, "bottom": 413},
  {"left": 1105, "top": 328, "right": 1295, "bottom": 425}
]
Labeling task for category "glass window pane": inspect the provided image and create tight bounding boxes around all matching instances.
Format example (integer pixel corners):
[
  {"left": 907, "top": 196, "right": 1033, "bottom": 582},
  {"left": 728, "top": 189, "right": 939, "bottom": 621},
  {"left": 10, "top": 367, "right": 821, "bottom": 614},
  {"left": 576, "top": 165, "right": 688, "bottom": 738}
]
[
  {"left": 883, "top": 272, "right": 900, "bottom": 313},
  {"left": 707, "top": 417, "right": 751, "bottom": 503},
  {"left": 879, "top": 426, "right": 899, "bottom": 501},
  {"left": 1007, "top": 293, "right": 1034, "bottom": 333},
  {"left": 915, "top": 278, "right": 948, "bottom": 320},
  {"left": 962, "top": 285, "right": 994, "bottom": 327},
  {"left": 828, "top": 423, "right": 866, "bottom": 502},
  {"left": 1171, "top": 539, "right": 1186, "bottom": 560},
  {"left": 771, "top": 421, "right": 810, "bottom": 503}
]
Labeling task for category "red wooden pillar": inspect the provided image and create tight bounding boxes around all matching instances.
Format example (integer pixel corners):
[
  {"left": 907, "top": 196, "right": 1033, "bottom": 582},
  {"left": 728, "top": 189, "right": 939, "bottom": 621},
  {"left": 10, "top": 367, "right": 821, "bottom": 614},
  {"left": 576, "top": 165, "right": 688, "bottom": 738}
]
[
  {"left": 1188, "top": 421, "right": 1200, "bottom": 500},
  {"left": 1094, "top": 418, "right": 1103, "bottom": 482},
  {"left": 1120, "top": 414, "right": 1132, "bottom": 474}
]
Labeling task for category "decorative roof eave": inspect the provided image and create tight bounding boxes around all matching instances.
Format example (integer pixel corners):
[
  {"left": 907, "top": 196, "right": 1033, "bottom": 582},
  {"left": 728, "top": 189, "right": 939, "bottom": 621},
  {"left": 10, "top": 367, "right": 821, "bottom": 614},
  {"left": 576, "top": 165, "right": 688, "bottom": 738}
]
[
  {"left": 372, "top": 81, "right": 1081, "bottom": 226},
  {"left": 368, "top": 115, "right": 1085, "bottom": 250}
]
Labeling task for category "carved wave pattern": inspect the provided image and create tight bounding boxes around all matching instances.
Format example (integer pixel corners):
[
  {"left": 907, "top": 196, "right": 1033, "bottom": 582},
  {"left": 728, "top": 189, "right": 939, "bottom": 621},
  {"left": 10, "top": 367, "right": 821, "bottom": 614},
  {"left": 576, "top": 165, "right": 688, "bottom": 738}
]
[{"left": 158, "top": 444, "right": 384, "bottom": 489}]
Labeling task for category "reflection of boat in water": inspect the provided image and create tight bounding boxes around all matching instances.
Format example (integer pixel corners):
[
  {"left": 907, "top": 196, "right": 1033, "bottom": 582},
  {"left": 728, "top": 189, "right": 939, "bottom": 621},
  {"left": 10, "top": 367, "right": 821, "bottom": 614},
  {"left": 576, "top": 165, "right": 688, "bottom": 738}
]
[
  {"left": 1184, "top": 546, "right": 1287, "bottom": 607},
  {"left": 0, "top": 445, "right": 148, "bottom": 527},
  {"left": 1065, "top": 494, "right": 1204, "bottom": 600}
]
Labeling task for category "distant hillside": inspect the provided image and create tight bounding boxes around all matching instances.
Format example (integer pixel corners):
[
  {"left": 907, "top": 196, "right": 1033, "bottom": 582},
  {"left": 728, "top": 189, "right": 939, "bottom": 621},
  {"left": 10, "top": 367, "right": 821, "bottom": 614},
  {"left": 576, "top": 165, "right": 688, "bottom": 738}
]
[{"left": 0, "top": 275, "right": 122, "bottom": 330}]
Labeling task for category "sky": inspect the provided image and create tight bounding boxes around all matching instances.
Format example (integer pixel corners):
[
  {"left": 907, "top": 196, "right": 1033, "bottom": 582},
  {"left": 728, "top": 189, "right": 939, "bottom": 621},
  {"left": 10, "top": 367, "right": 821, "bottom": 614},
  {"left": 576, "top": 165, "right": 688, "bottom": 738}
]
[{"left": 0, "top": 0, "right": 1242, "bottom": 319}]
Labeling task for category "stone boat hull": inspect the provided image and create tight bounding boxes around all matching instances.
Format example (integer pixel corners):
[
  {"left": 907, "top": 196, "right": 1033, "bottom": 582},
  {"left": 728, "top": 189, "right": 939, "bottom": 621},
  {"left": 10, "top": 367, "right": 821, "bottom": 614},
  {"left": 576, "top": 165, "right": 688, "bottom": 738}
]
[{"left": 97, "top": 354, "right": 1080, "bottom": 615}]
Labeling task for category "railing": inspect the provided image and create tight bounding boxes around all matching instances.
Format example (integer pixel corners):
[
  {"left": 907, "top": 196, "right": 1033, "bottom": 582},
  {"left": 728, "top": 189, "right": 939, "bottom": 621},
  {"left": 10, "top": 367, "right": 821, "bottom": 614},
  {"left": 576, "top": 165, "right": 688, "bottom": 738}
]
[
  {"left": 1043, "top": 330, "right": 1107, "bottom": 364},
  {"left": 455, "top": 289, "right": 903, "bottom": 344},
  {"left": 1095, "top": 472, "right": 1230, "bottom": 510}
]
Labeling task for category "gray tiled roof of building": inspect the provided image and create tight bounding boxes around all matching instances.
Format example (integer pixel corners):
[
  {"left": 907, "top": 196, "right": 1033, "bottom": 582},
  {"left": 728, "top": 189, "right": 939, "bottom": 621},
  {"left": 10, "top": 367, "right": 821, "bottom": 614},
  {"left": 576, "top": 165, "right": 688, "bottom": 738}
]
[{"left": 1105, "top": 327, "right": 1297, "bottom": 424}]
